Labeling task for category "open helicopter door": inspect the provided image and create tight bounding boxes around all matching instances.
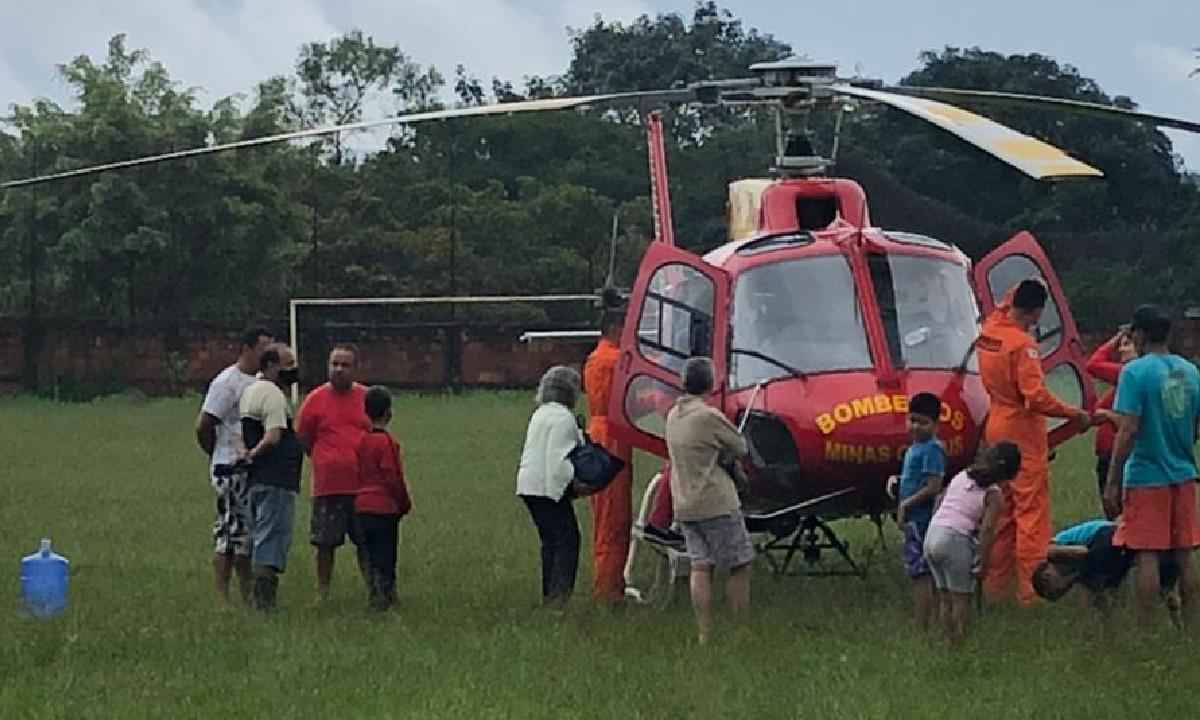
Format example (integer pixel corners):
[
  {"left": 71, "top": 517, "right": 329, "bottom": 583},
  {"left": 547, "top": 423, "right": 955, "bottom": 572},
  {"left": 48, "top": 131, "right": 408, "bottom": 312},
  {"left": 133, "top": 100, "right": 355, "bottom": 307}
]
[
  {"left": 972, "top": 231, "right": 1096, "bottom": 448},
  {"left": 608, "top": 243, "right": 731, "bottom": 456}
]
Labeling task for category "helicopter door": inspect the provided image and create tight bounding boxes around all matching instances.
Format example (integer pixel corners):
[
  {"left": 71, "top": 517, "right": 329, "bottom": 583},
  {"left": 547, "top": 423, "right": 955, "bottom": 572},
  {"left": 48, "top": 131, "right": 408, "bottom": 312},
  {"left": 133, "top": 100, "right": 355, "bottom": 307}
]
[
  {"left": 972, "top": 231, "right": 1096, "bottom": 449},
  {"left": 607, "top": 243, "right": 731, "bottom": 456}
]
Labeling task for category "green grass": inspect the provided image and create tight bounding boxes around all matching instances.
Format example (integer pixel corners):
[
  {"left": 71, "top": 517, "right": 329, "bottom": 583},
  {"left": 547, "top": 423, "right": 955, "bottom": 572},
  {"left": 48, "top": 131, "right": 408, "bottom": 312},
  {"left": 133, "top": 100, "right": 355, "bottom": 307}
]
[{"left": 1, "top": 392, "right": 1198, "bottom": 719}]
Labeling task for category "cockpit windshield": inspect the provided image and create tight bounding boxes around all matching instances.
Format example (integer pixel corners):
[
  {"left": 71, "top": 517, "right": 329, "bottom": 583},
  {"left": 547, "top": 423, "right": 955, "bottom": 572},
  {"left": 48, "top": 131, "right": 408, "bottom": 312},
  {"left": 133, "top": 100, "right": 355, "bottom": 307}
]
[
  {"left": 870, "top": 253, "right": 979, "bottom": 371},
  {"left": 730, "top": 256, "right": 872, "bottom": 388}
]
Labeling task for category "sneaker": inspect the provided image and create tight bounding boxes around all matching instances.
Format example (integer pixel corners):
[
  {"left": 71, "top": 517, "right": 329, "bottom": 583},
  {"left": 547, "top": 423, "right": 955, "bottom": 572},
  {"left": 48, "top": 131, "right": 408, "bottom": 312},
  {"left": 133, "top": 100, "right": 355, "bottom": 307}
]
[{"left": 641, "top": 524, "right": 685, "bottom": 549}]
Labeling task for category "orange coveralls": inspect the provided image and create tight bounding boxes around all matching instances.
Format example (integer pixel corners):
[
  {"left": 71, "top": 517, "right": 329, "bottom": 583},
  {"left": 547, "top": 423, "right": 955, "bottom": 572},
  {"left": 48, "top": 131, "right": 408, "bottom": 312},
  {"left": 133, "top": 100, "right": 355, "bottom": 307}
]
[
  {"left": 977, "top": 296, "right": 1079, "bottom": 605},
  {"left": 583, "top": 337, "right": 634, "bottom": 602}
]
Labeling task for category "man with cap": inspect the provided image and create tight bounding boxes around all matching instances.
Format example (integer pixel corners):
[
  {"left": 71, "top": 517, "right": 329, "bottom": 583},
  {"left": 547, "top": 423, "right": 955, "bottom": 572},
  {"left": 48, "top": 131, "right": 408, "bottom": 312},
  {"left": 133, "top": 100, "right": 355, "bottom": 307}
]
[
  {"left": 977, "top": 279, "right": 1091, "bottom": 606},
  {"left": 1104, "top": 304, "right": 1200, "bottom": 628}
]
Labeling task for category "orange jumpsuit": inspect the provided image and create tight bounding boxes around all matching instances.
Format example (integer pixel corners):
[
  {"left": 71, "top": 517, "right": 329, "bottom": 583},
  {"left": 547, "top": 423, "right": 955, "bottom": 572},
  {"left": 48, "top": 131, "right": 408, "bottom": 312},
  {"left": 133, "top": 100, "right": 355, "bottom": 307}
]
[
  {"left": 977, "top": 296, "right": 1079, "bottom": 605},
  {"left": 583, "top": 337, "right": 634, "bottom": 603}
]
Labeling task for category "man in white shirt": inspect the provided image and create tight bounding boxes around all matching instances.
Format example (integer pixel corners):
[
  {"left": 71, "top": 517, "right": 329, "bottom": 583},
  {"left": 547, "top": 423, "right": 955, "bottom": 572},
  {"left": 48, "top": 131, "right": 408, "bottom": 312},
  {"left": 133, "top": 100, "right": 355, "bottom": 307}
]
[{"left": 195, "top": 327, "right": 273, "bottom": 605}]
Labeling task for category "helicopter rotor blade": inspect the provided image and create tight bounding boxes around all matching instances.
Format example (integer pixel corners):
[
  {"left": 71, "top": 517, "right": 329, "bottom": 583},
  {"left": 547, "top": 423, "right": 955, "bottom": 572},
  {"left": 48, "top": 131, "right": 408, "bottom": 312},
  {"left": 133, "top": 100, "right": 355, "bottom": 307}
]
[
  {"left": 831, "top": 84, "right": 1104, "bottom": 181},
  {"left": 886, "top": 86, "right": 1200, "bottom": 135},
  {"left": 1, "top": 89, "right": 694, "bottom": 190}
]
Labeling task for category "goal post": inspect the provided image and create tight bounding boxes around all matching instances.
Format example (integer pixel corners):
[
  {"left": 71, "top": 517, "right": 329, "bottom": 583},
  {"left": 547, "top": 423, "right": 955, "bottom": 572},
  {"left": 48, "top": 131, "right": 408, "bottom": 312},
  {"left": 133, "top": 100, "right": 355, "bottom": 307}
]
[{"left": 287, "top": 294, "right": 598, "bottom": 402}]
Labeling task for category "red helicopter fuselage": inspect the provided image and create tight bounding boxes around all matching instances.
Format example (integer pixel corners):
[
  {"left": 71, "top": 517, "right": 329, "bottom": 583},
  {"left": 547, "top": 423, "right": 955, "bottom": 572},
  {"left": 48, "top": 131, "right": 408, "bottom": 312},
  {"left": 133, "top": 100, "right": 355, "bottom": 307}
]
[
  {"left": 707, "top": 178, "right": 986, "bottom": 517},
  {"left": 609, "top": 175, "right": 1093, "bottom": 520}
]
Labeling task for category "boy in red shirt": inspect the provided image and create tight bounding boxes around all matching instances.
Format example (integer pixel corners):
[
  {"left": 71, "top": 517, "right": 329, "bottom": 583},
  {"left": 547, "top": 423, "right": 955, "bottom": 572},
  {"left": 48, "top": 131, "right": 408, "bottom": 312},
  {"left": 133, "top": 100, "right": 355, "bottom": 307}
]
[{"left": 355, "top": 386, "right": 412, "bottom": 611}]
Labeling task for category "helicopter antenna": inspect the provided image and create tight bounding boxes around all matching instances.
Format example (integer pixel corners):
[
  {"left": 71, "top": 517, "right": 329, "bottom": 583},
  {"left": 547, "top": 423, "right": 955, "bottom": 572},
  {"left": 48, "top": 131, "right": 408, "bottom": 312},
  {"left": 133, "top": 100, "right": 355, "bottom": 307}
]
[
  {"left": 830, "top": 102, "right": 850, "bottom": 166},
  {"left": 604, "top": 210, "right": 620, "bottom": 289}
]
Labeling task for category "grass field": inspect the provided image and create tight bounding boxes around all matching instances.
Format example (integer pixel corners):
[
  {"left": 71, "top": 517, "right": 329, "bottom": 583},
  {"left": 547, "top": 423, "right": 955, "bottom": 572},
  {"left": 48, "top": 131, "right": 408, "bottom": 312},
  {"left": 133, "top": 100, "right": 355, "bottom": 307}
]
[{"left": 2, "top": 391, "right": 1199, "bottom": 719}]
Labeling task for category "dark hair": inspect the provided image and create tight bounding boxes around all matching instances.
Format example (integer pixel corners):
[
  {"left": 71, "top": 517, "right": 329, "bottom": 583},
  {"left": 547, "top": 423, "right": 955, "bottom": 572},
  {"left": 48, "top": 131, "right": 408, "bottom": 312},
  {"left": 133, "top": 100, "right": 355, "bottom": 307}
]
[
  {"left": 599, "top": 308, "right": 625, "bottom": 337},
  {"left": 364, "top": 385, "right": 392, "bottom": 420},
  {"left": 240, "top": 327, "right": 272, "bottom": 349},
  {"left": 682, "top": 357, "right": 715, "bottom": 395},
  {"left": 259, "top": 348, "right": 281, "bottom": 371},
  {"left": 330, "top": 343, "right": 360, "bottom": 360},
  {"left": 908, "top": 392, "right": 941, "bottom": 422},
  {"left": 1013, "top": 280, "right": 1048, "bottom": 311},
  {"left": 1032, "top": 560, "right": 1075, "bottom": 602},
  {"left": 968, "top": 441, "right": 1022, "bottom": 487},
  {"left": 1131, "top": 304, "right": 1171, "bottom": 344}
]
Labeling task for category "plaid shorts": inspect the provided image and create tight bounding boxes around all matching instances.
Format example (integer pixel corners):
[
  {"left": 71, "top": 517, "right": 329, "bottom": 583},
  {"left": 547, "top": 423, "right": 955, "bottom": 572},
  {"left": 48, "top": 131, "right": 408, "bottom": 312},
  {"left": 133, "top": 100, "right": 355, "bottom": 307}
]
[{"left": 211, "top": 470, "right": 252, "bottom": 557}]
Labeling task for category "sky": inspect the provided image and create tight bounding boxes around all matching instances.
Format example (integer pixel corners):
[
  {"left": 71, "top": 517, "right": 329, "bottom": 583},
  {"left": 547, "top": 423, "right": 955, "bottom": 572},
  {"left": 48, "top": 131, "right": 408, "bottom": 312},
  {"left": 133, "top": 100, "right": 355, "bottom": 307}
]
[{"left": 1, "top": 0, "right": 1197, "bottom": 171}]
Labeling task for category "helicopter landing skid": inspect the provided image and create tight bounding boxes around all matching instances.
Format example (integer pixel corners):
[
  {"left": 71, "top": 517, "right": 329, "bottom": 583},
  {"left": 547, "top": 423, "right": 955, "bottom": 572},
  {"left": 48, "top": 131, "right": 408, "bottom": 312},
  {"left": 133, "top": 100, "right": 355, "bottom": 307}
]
[{"left": 748, "top": 509, "right": 886, "bottom": 579}]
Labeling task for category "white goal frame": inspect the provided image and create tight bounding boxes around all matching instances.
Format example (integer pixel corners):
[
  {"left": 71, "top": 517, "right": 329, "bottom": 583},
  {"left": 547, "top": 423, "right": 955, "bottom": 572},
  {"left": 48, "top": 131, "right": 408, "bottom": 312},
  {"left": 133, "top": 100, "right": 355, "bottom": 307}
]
[{"left": 287, "top": 294, "right": 597, "bottom": 402}]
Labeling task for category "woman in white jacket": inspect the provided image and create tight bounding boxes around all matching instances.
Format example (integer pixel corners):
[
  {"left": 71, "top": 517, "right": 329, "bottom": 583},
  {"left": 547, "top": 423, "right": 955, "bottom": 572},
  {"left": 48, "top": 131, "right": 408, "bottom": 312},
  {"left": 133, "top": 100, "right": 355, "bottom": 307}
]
[{"left": 517, "top": 365, "right": 589, "bottom": 608}]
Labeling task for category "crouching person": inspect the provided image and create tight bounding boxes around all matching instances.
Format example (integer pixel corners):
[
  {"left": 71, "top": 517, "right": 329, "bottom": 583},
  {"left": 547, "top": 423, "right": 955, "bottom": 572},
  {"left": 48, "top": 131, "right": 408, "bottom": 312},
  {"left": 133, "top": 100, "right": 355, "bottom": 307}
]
[
  {"left": 516, "top": 366, "right": 593, "bottom": 611},
  {"left": 666, "top": 357, "right": 753, "bottom": 645},
  {"left": 240, "top": 344, "right": 303, "bottom": 611},
  {"left": 924, "top": 442, "right": 1021, "bottom": 646},
  {"left": 1032, "top": 519, "right": 1180, "bottom": 623}
]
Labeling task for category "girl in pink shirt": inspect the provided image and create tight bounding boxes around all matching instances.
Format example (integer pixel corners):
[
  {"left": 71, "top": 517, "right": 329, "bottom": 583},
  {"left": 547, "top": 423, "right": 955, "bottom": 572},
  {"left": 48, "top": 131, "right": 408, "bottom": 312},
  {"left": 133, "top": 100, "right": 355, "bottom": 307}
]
[{"left": 924, "top": 442, "right": 1022, "bottom": 645}]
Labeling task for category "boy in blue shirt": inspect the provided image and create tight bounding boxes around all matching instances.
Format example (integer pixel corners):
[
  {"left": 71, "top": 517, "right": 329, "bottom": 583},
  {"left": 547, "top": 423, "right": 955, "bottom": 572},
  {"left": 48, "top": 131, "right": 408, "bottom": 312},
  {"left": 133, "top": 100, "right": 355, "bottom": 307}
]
[
  {"left": 889, "top": 392, "right": 946, "bottom": 631},
  {"left": 1033, "top": 518, "right": 1180, "bottom": 623},
  {"left": 1103, "top": 305, "right": 1200, "bottom": 628}
]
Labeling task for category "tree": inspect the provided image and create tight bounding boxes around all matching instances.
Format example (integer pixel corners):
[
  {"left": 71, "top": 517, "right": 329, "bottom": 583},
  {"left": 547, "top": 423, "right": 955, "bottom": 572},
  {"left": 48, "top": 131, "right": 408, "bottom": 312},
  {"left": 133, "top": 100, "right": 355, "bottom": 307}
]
[
  {"left": 564, "top": 1, "right": 791, "bottom": 143},
  {"left": 290, "top": 29, "right": 443, "bottom": 164}
]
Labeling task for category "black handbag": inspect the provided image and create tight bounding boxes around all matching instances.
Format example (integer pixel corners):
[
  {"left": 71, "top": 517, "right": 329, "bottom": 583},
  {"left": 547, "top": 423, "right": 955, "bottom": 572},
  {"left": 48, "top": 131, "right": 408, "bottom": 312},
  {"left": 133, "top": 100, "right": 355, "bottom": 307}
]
[{"left": 568, "top": 433, "right": 626, "bottom": 491}]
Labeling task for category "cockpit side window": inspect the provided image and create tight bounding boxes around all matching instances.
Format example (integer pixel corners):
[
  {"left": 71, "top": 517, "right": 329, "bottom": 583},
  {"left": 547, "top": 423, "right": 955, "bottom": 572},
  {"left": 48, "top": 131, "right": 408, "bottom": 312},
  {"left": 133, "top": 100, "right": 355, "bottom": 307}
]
[{"left": 872, "top": 253, "right": 980, "bottom": 372}]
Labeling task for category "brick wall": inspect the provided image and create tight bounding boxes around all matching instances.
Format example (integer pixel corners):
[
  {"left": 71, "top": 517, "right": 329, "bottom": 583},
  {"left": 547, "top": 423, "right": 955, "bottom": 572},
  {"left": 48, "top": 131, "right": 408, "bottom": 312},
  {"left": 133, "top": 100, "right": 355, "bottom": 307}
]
[
  {"left": 1, "top": 317, "right": 1197, "bottom": 398},
  {"left": 0, "top": 320, "right": 595, "bottom": 396}
]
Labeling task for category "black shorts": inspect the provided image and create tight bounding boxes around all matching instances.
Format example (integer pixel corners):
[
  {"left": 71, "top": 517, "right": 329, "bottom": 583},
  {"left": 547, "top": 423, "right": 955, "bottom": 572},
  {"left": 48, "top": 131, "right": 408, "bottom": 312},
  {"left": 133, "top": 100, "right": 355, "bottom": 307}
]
[
  {"left": 1079, "top": 525, "right": 1179, "bottom": 594},
  {"left": 1080, "top": 525, "right": 1131, "bottom": 592},
  {"left": 310, "top": 495, "right": 362, "bottom": 548}
]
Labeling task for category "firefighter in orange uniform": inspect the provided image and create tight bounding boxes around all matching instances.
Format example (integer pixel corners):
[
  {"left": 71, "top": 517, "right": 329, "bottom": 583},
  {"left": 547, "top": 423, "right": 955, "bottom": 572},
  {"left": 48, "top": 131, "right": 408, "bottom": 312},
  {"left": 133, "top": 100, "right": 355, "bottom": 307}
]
[
  {"left": 977, "top": 279, "right": 1091, "bottom": 605},
  {"left": 584, "top": 308, "right": 634, "bottom": 603}
]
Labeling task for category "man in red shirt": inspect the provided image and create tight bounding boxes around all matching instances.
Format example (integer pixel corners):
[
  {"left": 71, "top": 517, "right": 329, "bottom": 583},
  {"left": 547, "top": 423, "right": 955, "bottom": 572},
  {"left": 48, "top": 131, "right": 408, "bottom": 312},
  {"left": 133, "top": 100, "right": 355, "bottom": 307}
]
[{"left": 297, "top": 344, "right": 372, "bottom": 599}]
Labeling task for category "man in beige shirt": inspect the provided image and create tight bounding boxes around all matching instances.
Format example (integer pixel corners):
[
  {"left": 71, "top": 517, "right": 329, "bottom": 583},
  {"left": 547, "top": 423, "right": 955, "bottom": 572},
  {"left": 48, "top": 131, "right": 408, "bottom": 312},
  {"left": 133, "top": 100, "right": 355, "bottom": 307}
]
[{"left": 665, "top": 356, "right": 753, "bottom": 644}]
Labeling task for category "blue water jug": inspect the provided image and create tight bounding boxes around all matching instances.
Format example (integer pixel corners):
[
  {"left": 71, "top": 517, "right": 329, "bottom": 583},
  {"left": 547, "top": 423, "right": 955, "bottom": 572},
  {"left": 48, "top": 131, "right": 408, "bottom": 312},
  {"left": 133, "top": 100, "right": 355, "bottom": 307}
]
[{"left": 20, "top": 539, "right": 69, "bottom": 618}]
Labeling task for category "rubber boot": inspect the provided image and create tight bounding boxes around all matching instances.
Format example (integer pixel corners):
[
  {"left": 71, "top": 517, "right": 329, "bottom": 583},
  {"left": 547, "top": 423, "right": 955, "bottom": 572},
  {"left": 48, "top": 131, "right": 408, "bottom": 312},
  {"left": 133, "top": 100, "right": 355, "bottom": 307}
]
[{"left": 253, "top": 574, "right": 279, "bottom": 612}]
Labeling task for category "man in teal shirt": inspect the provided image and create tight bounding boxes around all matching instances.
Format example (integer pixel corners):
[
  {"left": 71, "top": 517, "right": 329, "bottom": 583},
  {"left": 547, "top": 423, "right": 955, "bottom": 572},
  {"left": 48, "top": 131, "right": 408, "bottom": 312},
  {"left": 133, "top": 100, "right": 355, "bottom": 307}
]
[{"left": 1104, "top": 305, "right": 1200, "bottom": 628}]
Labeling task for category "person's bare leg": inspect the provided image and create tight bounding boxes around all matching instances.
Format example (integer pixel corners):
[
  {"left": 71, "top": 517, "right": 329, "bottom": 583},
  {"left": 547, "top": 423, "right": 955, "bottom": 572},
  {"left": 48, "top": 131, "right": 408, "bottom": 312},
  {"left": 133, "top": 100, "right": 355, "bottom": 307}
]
[
  {"left": 726, "top": 563, "right": 751, "bottom": 619},
  {"left": 914, "top": 576, "right": 935, "bottom": 632},
  {"left": 949, "top": 594, "right": 972, "bottom": 646},
  {"left": 316, "top": 547, "right": 336, "bottom": 598},
  {"left": 213, "top": 553, "right": 233, "bottom": 605},
  {"left": 689, "top": 567, "right": 715, "bottom": 645},
  {"left": 234, "top": 555, "right": 253, "bottom": 604},
  {"left": 1133, "top": 551, "right": 1161, "bottom": 628},
  {"left": 1173, "top": 548, "right": 1198, "bottom": 633}
]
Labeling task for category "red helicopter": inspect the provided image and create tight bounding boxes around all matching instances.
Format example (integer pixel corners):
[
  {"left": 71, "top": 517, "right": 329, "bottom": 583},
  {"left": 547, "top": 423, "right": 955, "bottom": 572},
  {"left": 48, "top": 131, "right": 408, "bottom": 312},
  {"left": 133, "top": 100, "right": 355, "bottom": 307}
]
[
  {"left": 593, "top": 59, "right": 1200, "bottom": 582},
  {"left": 5, "top": 58, "right": 1199, "bottom": 581}
]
